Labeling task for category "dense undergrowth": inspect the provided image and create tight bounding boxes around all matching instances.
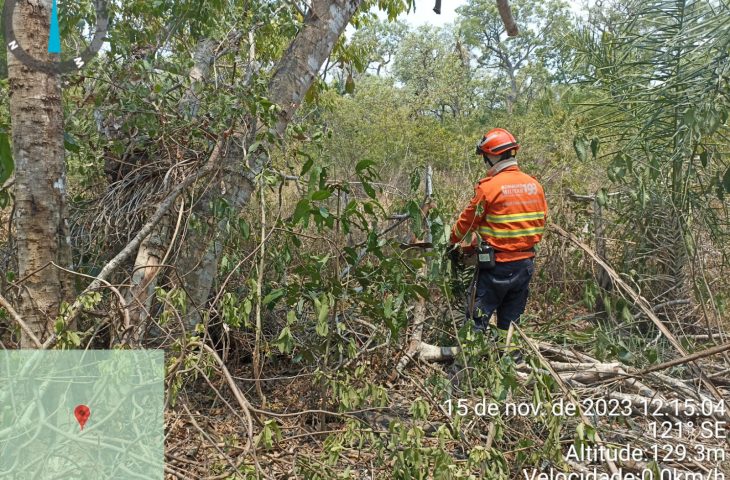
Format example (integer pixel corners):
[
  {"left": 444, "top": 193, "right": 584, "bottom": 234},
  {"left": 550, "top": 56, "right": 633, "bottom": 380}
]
[{"left": 1, "top": 0, "right": 729, "bottom": 478}]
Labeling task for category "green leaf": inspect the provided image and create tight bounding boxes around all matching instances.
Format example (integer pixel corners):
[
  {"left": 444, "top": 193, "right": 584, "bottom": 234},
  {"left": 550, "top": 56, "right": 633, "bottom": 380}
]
[
  {"left": 406, "top": 200, "right": 422, "bottom": 237},
  {"left": 63, "top": 132, "right": 81, "bottom": 153},
  {"left": 355, "top": 159, "right": 376, "bottom": 174},
  {"left": 263, "top": 288, "right": 286, "bottom": 307},
  {"left": 311, "top": 189, "right": 331, "bottom": 201},
  {"left": 362, "top": 181, "right": 376, "bottom": 199},
  {"left": 608, "top": 154, "right": 628, "bottom": 182},
  {"left": 344, "top": 72, "right": 355, "bottom": 94},
  {"left": 247, "top": 141, "right": 262, "bottom": 154},
  {"left": 300, "top": 158, "right": 314, "bottom": 176},
  {"left": 409, "top": 169, "right": 421, "bottom": 193},
  {"left": 67, "top": 331, "right": 81, "bottom": 347},
  {"left": 644, "top": 347, "right": 658, "bottom": 364},
  {"left": 315, "top": 296, "right": 329, "bottom": 337},
  {"left": 258, "top": 420, "right": 281, "bottom": 449},
  {"left": 292, "top": 199, "right": 311, "bottom": 224},
  {"left": 585, "top": 424, "right": 596, "bottom": 442},
  {"left": 239, "top": 219, "right": 250, "bottom": 240},
  {"left": 620, "top": 304, "right": 633, "bottom": 323},
  {"left": 573, "top": 135, "right": 589, "bottom": 162},
  {"left": 0, "top": 131, "right": 13, "bottom": 184},
  {"left": 405, "top": 200, "right": 421, "bottom": 219},
  {"left": 274, "top": 326, "right": 295, "bottom": 354},
  {"left": 383, "top": 295, "right": 393, "bottom": 319},
  {"left": 590, "top": 137, "right": 600, "bottom": 159},
  {"left": 317, "top": 296, "right": 330, "bottom": 324}
]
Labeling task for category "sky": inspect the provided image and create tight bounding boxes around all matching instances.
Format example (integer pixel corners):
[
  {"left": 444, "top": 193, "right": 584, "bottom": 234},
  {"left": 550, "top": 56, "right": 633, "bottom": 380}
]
[
  {"left": 388, "top": 0, "right": 589, "bottom": 27},
  {"left": 402, "top": 0, "right": 465, "bottom": 26}
]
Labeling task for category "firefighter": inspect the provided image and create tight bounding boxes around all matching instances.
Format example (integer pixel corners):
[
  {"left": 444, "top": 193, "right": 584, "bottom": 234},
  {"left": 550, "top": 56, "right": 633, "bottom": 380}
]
[{"left": 448, "top": 128, "right": 547, "bottom": 335}]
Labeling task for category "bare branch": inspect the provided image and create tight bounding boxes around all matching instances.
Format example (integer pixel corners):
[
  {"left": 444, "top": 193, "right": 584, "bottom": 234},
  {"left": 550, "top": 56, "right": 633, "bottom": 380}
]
[
  {"left": 0, "top": 293, "right": 42, "bottom": 348},
  {"left": 43, "top": 134, "right": 230, "bottom": 348}
]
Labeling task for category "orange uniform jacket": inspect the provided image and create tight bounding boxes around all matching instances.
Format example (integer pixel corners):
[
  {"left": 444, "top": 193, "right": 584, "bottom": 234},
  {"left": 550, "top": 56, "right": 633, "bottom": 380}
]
[{"left": 450, "top": 164, "right": 547, "bottom": 262}]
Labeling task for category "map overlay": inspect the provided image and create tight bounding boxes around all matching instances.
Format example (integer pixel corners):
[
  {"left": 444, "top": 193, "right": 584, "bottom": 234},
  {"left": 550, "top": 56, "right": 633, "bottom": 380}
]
[{"left": 0, "top": 350, "right": 164, "bottom": 479}]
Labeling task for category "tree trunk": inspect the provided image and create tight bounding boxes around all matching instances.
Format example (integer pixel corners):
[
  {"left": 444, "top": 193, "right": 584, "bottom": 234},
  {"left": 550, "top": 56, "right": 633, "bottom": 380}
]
[
  {"left": 174, "top": 0, "right": 364, "bottom": 330},
  {"left": 124, "top": 39, "right": 215, "bottom": 342},
  {"left": 8, "top": 0, "right": 71, "bottom": 347},
  {"left": 506, "top": 65, "right": 518, "bottom": 114}
]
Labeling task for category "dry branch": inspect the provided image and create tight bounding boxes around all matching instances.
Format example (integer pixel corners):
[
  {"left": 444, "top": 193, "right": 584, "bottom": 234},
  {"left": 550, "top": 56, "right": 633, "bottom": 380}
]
[
  {"left": 0, "top": 292, "right": 42, "bottom": 348},
  {"left": 548, "top": 223, "right": 730, "bottom": 417},
  {"left": 42, "top": 135, "right": 229, "bottom": 349},
  {"left": 514, "top": 323, "right": 620, "bottom": 475},
  {"left": 637, "top": 341, "right": 730, "bottom": 375}
]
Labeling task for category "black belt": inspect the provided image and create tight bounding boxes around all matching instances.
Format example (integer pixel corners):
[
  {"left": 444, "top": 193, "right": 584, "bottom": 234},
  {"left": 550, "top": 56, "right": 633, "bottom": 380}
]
[{"left": 493, "top": 247, "right": 535, "bottom": 254}]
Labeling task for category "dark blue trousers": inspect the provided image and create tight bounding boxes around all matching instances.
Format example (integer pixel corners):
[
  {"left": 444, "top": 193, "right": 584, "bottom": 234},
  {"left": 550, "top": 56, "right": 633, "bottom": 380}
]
[{"left": 472, "top": 258, "right": 535, "bottom": 331}]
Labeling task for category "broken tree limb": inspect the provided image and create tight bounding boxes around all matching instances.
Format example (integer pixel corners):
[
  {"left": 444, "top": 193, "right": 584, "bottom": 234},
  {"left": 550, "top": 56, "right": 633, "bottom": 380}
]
[
  {"left": 637, "top": 341, "right": 730, "bottom": 375},
  {"left": 392, "top": 165, "right": 436, "bottom": 379},
  {"left": 548, "top": 223, "right": 730, "bottom": 418},
  {"left": 497, "top": 0, "right": 519, "bottom": 37},
  {"left": 514, "top": 323, "right": 620, "bottom": 476},
  {"left": 42, "top": 135, "right": 229, "bottom": 349},
  {"left": 416, "top": 343, "right": 461, "bottom": 362}
]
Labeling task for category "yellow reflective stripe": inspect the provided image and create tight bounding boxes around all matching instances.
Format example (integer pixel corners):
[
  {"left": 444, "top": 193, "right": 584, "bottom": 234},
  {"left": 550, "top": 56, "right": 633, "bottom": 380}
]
[
  {"left": 485, "top": 211, "right": 545, "bottom": 223},
  {"left": 478, "top": 226, "right": 545, "bottom": 238}
]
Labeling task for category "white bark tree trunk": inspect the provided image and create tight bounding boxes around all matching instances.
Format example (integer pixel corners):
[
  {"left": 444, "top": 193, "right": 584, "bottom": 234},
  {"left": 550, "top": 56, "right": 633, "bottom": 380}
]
[
  {"left": 8, "top": 0, "right": 71, "bottom": 347},
  {"left": 124, "top": 39, "right": 215, "bottom": 341},
  {"left": 174, "top": 0, "right": 364, "bottom": 329}
]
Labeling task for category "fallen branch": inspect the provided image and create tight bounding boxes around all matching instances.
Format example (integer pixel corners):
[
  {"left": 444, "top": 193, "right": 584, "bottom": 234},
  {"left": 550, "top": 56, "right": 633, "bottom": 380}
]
[
  {"left": 42, "top": 134, "right": 229, "bottom": 349},
  {"left": 637, "top": 341, "right": 730, "bottom": 375},
  {"left": 548, "top": 223, "right": 730, "bottom": 417},
  {"left": 514, "top": 323, "right": 620, "bottom": 476}
]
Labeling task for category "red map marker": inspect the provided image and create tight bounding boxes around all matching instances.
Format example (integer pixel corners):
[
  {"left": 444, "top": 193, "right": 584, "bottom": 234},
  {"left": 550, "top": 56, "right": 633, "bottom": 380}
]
[{"left": 74, "top": 405, "right": 91, "bottom": 431}]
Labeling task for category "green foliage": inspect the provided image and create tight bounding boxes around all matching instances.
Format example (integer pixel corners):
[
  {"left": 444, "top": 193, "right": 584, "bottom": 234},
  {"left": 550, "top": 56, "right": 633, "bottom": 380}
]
[
  {"left": 313, "top": 76, "right": 472, "bottom": 177},
  {"left": 571, "top": 0, "right": 730, "bottom": 334},
  {"left": 457, "top": 0, "right": 576, "bottom": 110},
  {"left": 256, "top": 419, "right": 282, "bottom": 450},
  {"left": 3, "top": 0, "right": 727, "bottom": 475},
  {"left": 349, "top": 19, "right": 408, "bottom": 74},
  {"left": 0, "top": 130, "right": 12, "bottom": 185},
  {"left": 0, "top": 129, "right": 11, "bottom": 208},
  {"left": 393, "top": 26, "right": 476, "bottom": 119}
]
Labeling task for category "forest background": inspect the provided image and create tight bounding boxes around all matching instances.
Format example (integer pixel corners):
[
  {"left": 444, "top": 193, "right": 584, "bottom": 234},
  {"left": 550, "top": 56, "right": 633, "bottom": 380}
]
[{"left": 0, "top": 0, "right": 729, "bottom": 478}]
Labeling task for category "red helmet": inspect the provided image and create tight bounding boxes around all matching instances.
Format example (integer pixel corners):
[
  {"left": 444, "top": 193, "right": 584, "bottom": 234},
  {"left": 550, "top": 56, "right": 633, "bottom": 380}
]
[{"left": 476, "top": 128, "right": 520, "bottom": 156}]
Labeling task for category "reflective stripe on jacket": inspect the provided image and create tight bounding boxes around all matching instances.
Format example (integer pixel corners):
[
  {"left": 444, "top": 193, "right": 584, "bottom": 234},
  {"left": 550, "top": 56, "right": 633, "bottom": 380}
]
[{"left": 450, "top": 164, "right": 547, "bottom": 262}]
